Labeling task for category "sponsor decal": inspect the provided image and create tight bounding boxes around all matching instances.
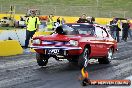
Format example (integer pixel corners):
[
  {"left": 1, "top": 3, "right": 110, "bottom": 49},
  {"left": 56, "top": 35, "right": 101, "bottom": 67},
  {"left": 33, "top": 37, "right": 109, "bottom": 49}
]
[{"left": 80, "top": 67, "right": 131, "bottom": 86}]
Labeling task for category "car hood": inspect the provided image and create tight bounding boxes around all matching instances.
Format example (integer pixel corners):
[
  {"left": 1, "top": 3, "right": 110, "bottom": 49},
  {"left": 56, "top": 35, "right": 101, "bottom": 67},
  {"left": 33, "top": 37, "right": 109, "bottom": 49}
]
[{"left": 34, "top": 34, "right": 82, "bottom": 41}]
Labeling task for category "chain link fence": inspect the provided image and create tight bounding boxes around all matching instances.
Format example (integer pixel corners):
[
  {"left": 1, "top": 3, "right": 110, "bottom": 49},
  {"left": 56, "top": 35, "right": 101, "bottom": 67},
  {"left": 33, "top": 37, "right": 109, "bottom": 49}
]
[{"left": 0, "top": 4, "right": 131, "bottom": 18}]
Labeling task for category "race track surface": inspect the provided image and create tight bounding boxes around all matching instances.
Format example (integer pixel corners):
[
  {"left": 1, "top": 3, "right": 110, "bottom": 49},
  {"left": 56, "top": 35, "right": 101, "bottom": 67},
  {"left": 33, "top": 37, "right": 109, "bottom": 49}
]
[{"left": 0, "top": 40, "right": 132, "bottom": 88}]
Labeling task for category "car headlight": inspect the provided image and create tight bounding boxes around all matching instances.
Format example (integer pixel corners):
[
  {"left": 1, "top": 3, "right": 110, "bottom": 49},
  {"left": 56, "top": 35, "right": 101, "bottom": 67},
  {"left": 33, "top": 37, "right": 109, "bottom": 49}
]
[
  {"left": 69, "top": 40, "right": 78, "bottom": 46},
  {"left": 32, "top": 39, "right": 41, "bottom": 44}
]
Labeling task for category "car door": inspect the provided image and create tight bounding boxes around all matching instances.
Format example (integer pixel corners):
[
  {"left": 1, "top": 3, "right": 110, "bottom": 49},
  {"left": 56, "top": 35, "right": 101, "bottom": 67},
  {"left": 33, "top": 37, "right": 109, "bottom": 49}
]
[
  {"left": 94, "top": 26, "right": 108, "bottom": 56},
  {"left": 101, "top": 27, "right": 110, "bottom": 55}
]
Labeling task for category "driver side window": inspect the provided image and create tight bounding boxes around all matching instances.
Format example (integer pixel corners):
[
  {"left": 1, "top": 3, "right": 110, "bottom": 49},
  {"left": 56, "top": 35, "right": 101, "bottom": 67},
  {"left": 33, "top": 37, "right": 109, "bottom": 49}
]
[
  {"left": 102, "top": 29, "right": 107, "bottom": 37},
  {"left": 95, "top": 27, "right": 107, "bottom": 37}
]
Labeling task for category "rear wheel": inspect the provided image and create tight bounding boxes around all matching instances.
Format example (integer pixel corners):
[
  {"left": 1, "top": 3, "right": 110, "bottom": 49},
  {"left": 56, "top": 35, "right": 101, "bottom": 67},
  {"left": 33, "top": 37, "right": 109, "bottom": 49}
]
[
  {"left": 36, "top": 53, "right": 49, "bottom": 66},
  {"left": 78, "top": 48, "right": 89, "bottom": 69},
  {"left": 98, "top": 48, "right": 113, "bottom": 64}
]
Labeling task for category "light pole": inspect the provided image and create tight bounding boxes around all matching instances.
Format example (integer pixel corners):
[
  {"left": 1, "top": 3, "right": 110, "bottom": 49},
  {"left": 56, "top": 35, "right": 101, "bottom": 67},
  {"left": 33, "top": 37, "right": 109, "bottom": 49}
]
[
  {"left": 96, "top": 0, "right": 99, "bottom": 17},
  {"left": 96, "top": 0, "right": 99, "bottom": 7}
]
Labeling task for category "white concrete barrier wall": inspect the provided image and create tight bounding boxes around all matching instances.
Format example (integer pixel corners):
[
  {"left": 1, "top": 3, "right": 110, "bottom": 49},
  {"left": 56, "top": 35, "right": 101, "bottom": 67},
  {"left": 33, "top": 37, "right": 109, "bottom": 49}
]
[
  {"left": 0, "top": 29, "right": 26, "bottom": 46},
  {"left": 0, "top": 28, "right": 124, "bottom": 47}
]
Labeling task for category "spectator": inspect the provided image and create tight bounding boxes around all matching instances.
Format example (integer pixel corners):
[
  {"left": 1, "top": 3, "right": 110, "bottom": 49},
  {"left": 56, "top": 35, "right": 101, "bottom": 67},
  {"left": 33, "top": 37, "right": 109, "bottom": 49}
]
[
  {"left": 116, "top": 20, "right": 121, "bottom": 42},
  {"left": 86, "top": 16, "right": 95, "bottom": 24},
  {"left": 20, "top": 16, "right": 24, "bottom": 21},
  {"left": 61, "top": 18, "right": 66, "bottom": 25},
  {"left": 57, "top": 17, "right": 61, "bottom": 24},
  {"left": 109, "top": 17, "right": 119, "bottom": 42},
  {"left": 46, "top": 14, "right": 54, "bottom": 31},
  {"left": 54, "top": 17, "right": 61, "bottom": 29},
  {"left": 77, "top": 14, "right": 89, "bottom": 23},
  {"left": 25, "top": 11, "right": 40, "bottom": 48},
  {"left": 91, "top": 17, "right": 95, "bottom": 23},
  {"left": 54, "top": 17, "right": 66, "bottom": 28},
  {"left": 122, "top": 20, "right": 130, "bottom": 42},
  {"left": 128, "top": 20, "right": 132, "bottom": 39}
]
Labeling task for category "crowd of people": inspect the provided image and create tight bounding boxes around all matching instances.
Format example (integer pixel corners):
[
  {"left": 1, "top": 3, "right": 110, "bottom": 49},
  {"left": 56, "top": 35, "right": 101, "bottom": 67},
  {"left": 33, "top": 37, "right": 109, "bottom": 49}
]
[
  {"left": 24, "top": 11, "right": 132, "bottom": 48},
  {"left": 46, "top": 14, "right": 95, "bottom": 31},
  {"left": 76, "top": 14, "right": 132, "bottom": 43},
  {"left": 109, "top": 17, "right": 132, "bottom": 42}
]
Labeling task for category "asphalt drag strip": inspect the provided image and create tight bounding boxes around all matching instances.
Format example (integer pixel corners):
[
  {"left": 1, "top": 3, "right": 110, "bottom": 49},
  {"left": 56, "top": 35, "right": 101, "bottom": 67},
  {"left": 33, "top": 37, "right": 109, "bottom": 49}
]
[{"left": 0, "top": 40, "right": 132, "bottom": 88}]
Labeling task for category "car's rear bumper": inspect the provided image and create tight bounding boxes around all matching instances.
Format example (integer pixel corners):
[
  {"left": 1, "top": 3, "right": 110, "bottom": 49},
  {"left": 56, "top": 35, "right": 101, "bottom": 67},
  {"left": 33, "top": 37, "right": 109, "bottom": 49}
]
[{"left": 30, "top": 45, "right": 82, "bottom": 50}]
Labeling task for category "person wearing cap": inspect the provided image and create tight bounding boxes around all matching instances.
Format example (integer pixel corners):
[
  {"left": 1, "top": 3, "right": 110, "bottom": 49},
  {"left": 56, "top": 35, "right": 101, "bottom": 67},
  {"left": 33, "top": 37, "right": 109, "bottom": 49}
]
[{"left": 25, "top": 11, "right": 41, "bottom": 48}]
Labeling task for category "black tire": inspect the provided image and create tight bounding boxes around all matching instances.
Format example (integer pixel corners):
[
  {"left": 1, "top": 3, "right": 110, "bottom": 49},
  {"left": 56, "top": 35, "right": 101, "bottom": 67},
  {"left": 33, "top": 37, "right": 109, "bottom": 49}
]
[
  {"left": 98, "top": 48, "right": 113, "bottom": 64},
  {"left": 78, "top": 48, "right": 89, "bottom": 69},
  {"left": 36, "top": 53, "right": 49, "bottom": 66}
]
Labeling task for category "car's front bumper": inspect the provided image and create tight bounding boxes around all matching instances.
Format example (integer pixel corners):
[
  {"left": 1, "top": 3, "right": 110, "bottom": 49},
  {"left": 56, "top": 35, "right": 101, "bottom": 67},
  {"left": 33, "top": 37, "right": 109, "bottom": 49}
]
[{"left": 30, "top": 45, "right": 82, "bottom": 50}]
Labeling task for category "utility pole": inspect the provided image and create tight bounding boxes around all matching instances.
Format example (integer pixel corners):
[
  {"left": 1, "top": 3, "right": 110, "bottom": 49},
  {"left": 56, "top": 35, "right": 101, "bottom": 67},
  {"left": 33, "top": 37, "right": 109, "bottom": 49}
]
[
  {"left": 96, "top": 0, "right": 99, "bottom": 17},
  {"left": 96, "top": 0, "right": 99, "bottom": 7},
  {"left": 123, "top": 11, "right": 126, "bottom": 18}
]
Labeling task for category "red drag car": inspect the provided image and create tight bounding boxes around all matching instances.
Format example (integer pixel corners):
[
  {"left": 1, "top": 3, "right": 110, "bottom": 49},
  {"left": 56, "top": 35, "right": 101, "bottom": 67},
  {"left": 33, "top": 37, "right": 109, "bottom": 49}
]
[{"left": 30, "top": 23, "right": 118, "bottom": 68}]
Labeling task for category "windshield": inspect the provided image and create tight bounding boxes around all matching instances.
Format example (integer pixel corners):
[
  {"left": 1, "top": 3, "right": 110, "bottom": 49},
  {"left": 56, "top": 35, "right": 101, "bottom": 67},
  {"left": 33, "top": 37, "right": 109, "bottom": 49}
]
[{"left": 62, "top": 24, "right": 95, "bottom": 35}]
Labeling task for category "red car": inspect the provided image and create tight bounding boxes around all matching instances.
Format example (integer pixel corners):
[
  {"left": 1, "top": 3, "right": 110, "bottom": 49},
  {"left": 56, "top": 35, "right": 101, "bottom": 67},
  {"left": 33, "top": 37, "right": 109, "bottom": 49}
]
[{"left": 31, "top": 23, "right": 118, "bottom": 68}]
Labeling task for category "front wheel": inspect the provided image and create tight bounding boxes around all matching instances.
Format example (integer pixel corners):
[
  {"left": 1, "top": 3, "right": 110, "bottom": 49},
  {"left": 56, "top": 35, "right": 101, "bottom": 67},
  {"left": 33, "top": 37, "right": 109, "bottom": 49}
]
[
  {"left": 36, "top": 53, "right": 49, "bottom": 66},
  {"left": 98, "top": 48, "right": 113, "bottom": 64},
  {"left": 78, "top": 48, "right": 89, "bottom": 69}
]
